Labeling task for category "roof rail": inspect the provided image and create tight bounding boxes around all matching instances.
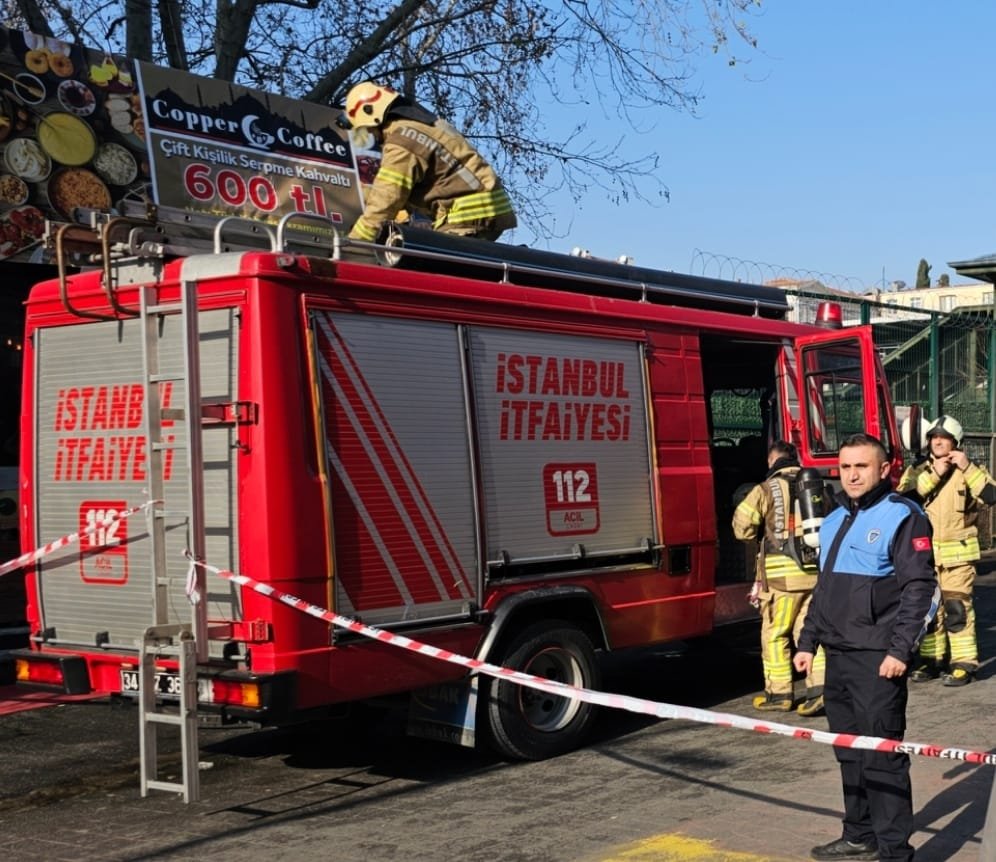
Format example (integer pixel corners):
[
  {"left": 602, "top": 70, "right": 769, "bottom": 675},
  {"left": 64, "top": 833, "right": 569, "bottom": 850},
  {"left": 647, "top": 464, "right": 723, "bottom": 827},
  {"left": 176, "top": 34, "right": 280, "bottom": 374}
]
[
  {"left": 51, "top": 202, "right": 787, "bottom": 319},
  {"left": 114, "top": 201, "right": 343, "bottom": 257},
  {"left": 47, "top": 203, "right": 349, "bottom": 319},
  {"left": 361, "top": 224, "right": 789, "bottom": 318}
]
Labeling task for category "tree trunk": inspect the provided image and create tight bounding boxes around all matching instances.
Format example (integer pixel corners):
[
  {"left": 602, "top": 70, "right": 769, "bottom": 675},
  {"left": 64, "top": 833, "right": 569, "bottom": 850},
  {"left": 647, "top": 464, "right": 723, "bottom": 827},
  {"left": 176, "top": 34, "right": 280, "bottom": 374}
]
[
  {"left": 158, "top": 0, "right": 189, "bottom": 70},
  {"left": 126, "top": 0, "right": 154, "bottom": 61},
  {"left": 215, "top": 0, "right": 258, "bottom": 82}
]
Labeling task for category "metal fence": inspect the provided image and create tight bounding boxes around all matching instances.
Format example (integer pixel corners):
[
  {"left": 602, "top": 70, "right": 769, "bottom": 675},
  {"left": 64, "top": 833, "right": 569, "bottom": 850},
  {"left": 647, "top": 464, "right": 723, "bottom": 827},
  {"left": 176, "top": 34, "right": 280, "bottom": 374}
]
[
  {"left": 783, "top": 286, "right": 996, "bottom": 430},
  {"left": 786, "top": 287, "right": 996, "bottom": 547}
]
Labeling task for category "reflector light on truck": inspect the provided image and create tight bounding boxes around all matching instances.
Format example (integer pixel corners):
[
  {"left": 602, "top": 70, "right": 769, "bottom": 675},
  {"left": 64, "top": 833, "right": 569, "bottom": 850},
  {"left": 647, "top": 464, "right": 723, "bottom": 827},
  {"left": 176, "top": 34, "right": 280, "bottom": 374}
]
[
  {"left": 14, "top": 653, "right": 90, "bottom": 694},
  {"left": 212, "top": 679, "right": 262, "bottom": 708}
]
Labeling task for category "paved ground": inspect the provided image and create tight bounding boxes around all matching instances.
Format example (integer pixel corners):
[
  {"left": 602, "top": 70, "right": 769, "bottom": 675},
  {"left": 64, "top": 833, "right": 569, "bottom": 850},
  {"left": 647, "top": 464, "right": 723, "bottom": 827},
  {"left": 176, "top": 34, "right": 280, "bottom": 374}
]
[{"left": 0, "top": 561, "right": 995, "bottom": 861}]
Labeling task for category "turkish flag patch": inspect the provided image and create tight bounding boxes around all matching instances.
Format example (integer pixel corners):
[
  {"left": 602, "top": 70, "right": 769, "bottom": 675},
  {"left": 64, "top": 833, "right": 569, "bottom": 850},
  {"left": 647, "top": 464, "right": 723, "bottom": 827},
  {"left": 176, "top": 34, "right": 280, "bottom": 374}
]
[{"left": 912, "top": 536, "right": 932, "bottom": 552}]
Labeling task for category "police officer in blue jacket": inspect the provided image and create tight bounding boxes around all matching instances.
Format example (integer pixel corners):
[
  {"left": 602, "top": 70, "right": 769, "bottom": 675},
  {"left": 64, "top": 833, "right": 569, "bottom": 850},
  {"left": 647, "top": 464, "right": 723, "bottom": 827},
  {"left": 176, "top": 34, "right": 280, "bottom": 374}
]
[{"left": 794, "top": 433, "right": 939, "bottom": 862}]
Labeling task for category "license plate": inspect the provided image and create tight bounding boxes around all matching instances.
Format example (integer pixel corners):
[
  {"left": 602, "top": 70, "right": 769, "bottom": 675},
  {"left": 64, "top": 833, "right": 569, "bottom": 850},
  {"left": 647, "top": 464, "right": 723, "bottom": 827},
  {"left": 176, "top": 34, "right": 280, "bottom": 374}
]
[{"left": 120, "top": 670, "right": 212, "bottom": 701}]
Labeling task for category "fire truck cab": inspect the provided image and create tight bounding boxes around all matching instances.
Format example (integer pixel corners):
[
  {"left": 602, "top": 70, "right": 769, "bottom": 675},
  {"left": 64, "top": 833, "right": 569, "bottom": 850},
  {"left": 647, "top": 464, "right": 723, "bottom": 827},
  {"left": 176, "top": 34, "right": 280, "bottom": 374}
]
[{"left": 12, "top": 216, "right": 900, "bottom": 762}]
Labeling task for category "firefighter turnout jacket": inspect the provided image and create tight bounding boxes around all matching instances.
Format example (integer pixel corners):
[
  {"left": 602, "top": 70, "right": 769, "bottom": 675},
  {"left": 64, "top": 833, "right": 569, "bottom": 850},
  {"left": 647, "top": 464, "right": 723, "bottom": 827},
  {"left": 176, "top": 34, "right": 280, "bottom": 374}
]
[
  {"left": 733, "top": 463, "right": 818, "bottom": 591},
  {"left": 349, "top": 117, "right": 517, "bottom": 242},
  {"left": 897, "top": 456, "right": 996, "bottom": 565}
]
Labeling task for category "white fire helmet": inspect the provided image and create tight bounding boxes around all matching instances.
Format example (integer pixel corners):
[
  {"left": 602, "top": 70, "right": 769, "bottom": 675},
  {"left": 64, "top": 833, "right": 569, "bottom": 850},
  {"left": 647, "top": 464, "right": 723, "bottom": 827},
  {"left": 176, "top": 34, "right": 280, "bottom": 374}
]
[
  {"left": 926, "top": 415, "right": 964, "bottom": 446},
  {"left": 343, "top": 82, "right": 400, "bottom": 150},
  {"left": 345, "top": 82, "right": 400, "bottom": 130}
]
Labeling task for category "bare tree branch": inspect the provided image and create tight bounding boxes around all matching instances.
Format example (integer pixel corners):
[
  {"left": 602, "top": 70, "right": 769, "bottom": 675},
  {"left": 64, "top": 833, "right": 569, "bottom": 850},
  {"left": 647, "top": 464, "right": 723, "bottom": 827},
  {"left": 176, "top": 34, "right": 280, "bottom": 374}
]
[
  {"left": 303, "top": 0, "right": 436, "bottom": 104},
  {"left": 22, "top": 0, "right": 763, "bottom": 240}
]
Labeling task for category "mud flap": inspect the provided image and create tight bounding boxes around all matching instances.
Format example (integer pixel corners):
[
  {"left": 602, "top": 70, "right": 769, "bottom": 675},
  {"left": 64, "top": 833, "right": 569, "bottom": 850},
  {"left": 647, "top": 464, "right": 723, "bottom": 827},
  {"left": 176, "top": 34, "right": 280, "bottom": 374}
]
[{"left": 406, "top": 677, "right": 479, "bottom": 748}]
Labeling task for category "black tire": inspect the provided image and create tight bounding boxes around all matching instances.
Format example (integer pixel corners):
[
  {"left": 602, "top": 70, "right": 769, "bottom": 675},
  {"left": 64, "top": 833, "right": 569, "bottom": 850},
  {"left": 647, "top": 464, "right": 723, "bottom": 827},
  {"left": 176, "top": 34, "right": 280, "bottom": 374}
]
[{"left": 483, "top": 620, "right": 601, "bottom": 761}]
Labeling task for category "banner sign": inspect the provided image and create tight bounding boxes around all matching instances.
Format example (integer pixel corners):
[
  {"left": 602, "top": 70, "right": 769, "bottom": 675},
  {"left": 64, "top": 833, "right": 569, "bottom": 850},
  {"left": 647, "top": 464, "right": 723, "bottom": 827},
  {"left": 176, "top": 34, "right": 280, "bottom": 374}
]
[
  {"left": 136, "top": 63, "right": 363, "bottom": 227},
  {"left": 0, "top": 25, "right": 365, "bottom": 263}
]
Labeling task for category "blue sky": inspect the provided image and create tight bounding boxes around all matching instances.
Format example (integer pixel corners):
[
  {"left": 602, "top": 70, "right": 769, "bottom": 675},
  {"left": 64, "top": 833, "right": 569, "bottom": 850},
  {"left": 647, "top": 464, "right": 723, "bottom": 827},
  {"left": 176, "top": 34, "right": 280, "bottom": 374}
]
[{"left": 527, "top": 2, "right": 995, "bottom": 292}]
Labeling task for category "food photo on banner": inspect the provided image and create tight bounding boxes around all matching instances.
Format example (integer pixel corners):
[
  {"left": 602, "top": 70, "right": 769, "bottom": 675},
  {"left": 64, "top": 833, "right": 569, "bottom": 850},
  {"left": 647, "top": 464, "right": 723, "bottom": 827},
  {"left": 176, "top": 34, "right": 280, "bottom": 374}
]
[
  {"left": 0, "top": 27, "right": 147, "bottom": 261},
  {"left": 0, "top": 24, "right": 368, "bottom": 263}
]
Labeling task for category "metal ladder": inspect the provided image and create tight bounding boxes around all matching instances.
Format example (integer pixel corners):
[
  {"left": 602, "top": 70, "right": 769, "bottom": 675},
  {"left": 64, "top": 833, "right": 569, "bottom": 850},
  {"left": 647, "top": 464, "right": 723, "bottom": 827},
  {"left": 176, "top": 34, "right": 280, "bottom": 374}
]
[{"left": 138, "top": 278, "right": 208, "bottom": 803}]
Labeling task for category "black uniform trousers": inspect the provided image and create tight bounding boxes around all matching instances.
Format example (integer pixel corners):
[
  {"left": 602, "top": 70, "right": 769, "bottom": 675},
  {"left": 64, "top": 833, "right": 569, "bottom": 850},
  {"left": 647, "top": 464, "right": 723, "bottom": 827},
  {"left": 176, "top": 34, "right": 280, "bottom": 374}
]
[{"left": 824, "top": 648, "right": 914, "bottom": 862}]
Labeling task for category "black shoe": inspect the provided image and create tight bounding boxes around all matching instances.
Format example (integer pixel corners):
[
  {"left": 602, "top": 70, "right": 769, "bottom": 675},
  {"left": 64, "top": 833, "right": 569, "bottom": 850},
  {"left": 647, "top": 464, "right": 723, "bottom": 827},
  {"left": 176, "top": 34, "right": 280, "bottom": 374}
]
[{"left": 810, "top": 837, "right": 878, "bottom": 861}]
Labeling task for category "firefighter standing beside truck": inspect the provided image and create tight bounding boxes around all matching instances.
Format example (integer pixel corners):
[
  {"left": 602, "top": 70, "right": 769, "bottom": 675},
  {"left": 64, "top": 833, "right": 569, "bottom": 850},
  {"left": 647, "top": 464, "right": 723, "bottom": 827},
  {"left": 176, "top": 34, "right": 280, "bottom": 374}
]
[
  {"left": 733, "top": 440, "right": 828, "bottom": 716},
  {"left": 342, "top": 82, "right": 517, "bottom": 243},
  {"left": 896, "top": 414, "right": 996, "bottom": 687}
]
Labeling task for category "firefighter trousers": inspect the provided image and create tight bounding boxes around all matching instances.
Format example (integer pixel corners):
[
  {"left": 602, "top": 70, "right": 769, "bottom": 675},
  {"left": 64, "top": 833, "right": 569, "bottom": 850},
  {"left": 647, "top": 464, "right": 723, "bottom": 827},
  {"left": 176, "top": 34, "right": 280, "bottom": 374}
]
[
  {"left": 918, "top": 561, "right": 978, "bottom": 671},
  {"left": 758, "top": 587, "right": 825, "bottom": 697},
  {"left": 825, "top": 649, "right": 913, "bottom": 862}
]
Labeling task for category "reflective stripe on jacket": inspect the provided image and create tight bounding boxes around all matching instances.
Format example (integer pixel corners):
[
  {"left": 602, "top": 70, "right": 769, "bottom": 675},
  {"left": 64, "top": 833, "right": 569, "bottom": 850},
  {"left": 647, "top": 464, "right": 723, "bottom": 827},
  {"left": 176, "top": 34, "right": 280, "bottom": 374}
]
[
  {"left": 349, "top": 117, "right": 516, "bottom": 241},
  {"left": 897, "top": 458, "right": 996, "bottom": 563}
]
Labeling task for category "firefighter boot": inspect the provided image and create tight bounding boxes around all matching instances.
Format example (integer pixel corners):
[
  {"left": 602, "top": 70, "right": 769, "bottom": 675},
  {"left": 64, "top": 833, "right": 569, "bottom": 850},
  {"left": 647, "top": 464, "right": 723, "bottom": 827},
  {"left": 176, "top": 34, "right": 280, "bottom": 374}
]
[
  {"left": 942, "top": 664, "right": 975, "bottom": 687},
  {"left": 910, "top": 660, "right": 942, "bottom": 682},
  {"left": 797, "top": 686, "right": 825, "bottom": 717},
  {"left": 752, "top": 691, "right": 793, "bottom": 712}
]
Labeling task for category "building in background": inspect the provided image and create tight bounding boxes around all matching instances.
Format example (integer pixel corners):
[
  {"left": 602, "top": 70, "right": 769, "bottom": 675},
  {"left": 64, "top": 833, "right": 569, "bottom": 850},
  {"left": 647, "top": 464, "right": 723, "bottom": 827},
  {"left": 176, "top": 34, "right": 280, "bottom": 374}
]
[{"left": 864, "top": 280, "right": 994, "bottom": 315}]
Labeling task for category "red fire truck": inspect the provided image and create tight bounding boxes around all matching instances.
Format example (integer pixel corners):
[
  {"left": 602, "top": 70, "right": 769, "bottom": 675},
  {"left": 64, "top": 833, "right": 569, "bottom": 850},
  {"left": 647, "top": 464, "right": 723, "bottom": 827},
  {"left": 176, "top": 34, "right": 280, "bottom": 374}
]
[{"left": 12, "top": 215, "right": 901, "bottom": 765}]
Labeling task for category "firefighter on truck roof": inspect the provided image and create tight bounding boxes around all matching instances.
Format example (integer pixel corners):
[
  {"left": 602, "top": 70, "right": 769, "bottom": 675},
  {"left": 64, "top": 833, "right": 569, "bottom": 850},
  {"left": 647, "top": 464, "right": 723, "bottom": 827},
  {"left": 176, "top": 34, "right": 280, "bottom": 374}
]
[
  {"left": 897, "top": 414, "right": 996, "bottom": 686},
  {"left": 342, "top": 82, "right": 517, "bottom": 243},
  {"left": 733, "top": 440, "right": 829, "bottom": 716}
]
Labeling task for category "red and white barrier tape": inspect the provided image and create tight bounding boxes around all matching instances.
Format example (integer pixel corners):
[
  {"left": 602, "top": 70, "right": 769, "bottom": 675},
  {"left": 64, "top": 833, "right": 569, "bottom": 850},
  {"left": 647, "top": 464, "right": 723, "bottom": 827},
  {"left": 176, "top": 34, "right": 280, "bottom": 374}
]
[
  {"left": 5, "top": 509, "right": 983, "bottom": 764},
  {"left": 0, "top": 501, "right": 157, "bottom": 578},
  {"left": 199, "top": 560, "right": 996, "bottom": 767}
]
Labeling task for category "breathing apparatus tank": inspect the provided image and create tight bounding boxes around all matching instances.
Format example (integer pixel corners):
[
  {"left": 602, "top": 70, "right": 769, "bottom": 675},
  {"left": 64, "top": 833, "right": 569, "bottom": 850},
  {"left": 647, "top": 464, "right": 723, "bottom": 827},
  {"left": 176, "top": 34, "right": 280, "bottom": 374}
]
[{"left": 796, "top": 468, "right": 827, "bottom": 550}]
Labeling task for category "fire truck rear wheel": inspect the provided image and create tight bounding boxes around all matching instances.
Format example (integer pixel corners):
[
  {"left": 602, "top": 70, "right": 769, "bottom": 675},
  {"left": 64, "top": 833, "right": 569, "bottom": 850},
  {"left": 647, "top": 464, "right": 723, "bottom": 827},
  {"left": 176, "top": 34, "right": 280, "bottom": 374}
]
[{"left": 483, "top": 620, "right": 601, "bottom": 761}]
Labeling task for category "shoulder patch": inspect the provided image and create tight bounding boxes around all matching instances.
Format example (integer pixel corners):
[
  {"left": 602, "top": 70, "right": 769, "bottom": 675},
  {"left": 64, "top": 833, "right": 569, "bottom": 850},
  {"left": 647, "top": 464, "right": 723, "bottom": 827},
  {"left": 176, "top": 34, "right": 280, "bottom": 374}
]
[{"left": 912, "top": 536, "right": 932, "bottom": 552}]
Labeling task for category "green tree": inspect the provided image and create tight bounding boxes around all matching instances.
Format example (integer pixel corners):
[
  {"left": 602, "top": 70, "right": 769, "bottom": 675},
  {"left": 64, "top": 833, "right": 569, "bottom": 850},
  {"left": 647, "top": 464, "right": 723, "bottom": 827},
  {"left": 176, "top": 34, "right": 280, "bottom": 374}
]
[
  {"left": 8, "top": 0, "right": 763, "bottom": 237},
  {"left": 938, "top": 273, "right": 950, "bottom": 287},
  {"left": 916, "top": 258, "right": 931, "bottom": 289}
]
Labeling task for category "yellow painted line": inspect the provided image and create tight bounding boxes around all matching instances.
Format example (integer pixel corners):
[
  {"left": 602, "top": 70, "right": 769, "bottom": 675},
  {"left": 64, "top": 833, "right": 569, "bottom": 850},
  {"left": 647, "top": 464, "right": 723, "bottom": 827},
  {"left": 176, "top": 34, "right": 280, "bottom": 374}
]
[{"left": 595, "top": 834, "right": 802, "bottom": 861}]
